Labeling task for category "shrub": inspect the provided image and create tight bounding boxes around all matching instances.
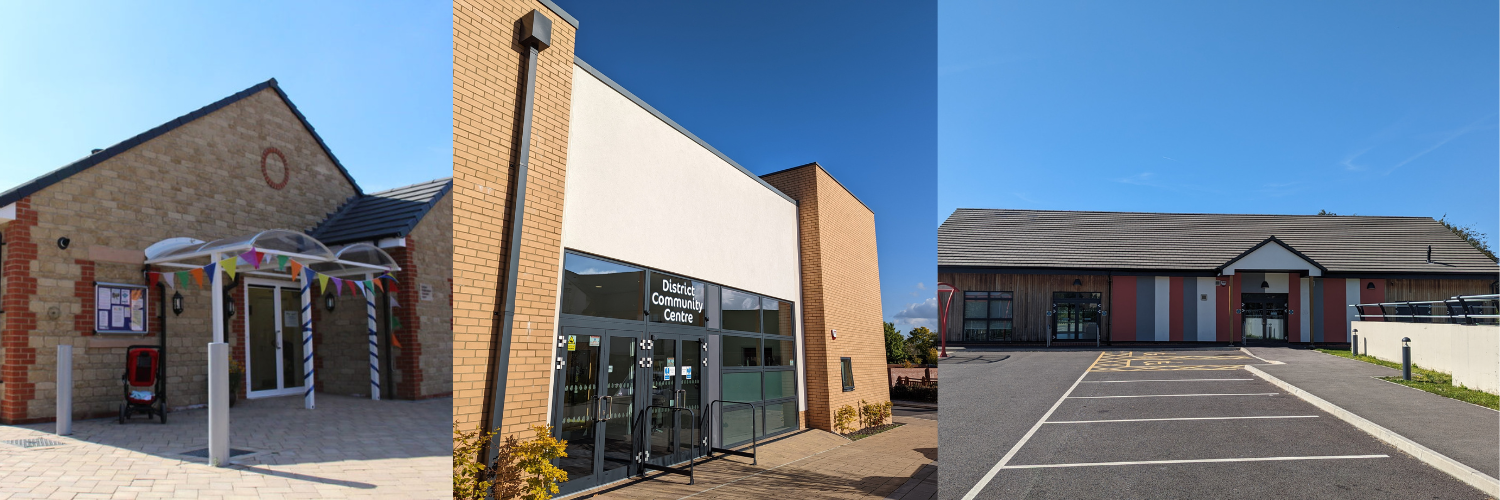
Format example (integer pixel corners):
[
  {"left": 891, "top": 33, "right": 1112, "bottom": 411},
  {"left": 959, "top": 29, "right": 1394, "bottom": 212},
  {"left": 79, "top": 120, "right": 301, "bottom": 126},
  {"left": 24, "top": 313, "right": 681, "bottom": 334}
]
[
  {"left": 858, "top": 400, "right": 893, "bottom": 428},
  {"left": 890, "top": 383, "right": 937, "bottom": 403},
  {"left": 834, "top": 404, "right": 858, "bottom": 434},
  {"left": 454, "top": 424, "right": 569, "bottom": 500}
]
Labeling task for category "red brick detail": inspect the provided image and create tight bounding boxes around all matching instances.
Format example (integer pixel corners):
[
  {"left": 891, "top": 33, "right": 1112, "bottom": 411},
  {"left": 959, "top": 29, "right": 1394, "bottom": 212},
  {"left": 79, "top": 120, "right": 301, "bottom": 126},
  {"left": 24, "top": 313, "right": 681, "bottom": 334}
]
[
  {"left": 73, "top": 260, "right": 96, "bottom": 336},
  {"left": 1, "top": 198, "right": 40, "bottom": 424},
  {"left": 392, "top": 236, "right": 424, "bottom": 400},
  {"left": 228, "top": 281, "right": 246, "bottom": 399}
]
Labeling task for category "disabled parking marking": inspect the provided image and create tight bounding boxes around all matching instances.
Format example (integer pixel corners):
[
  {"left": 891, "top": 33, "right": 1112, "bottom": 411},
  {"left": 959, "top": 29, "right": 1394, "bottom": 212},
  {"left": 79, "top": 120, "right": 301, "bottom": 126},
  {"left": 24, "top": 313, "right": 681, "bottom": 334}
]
[{"left": 1089, "top": 351, "right": 1251, "bottom": 372}]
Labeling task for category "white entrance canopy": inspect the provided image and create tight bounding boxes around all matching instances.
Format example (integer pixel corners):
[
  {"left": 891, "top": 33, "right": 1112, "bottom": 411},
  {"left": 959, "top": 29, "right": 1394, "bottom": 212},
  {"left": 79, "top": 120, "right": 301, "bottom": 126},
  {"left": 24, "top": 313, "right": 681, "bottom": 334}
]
[
  {"left": 144, "top": 230, "right": 401, "bottom": 408},
  {"left": 1217, "top": 236, "right": 1326, "bottom": 277}
]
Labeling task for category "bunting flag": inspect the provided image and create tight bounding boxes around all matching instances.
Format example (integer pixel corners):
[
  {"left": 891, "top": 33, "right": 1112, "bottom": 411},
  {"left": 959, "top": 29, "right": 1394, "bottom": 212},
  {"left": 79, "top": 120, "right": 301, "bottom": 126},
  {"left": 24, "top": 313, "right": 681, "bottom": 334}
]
[
  {"left": 220, "top": 257, "right": 237, "bottom": 279},
  {"left": 363, "top": 280, "right": 375, "bottom": 295},
  {"left": 390, "top": 332, "right": 403, "bottom": 348},
  {"left": 177, "top": 271, "right": 190, "bottom": 289},
  {"left": 387, "top": 281, "right": 399, "bottom": 294},
  {"left": 330, "top": 277, "right": 344, "bottom": 295},
  {"left": 148, "top": 272, "right": 160, "bottom": 289},
  {"left": 389, "top": 296, "right": 400, "bottom": 309},
  {"left": 347, "top": 279, "right": 361, "bottom": 297},
  {"left": 372, "top": 278, "right": 384, "bottom": 292},
  {"left": 189, "top": 268, "right": 205, "bottom": 288},
  {"left": 262, "top": 253, "right": 274, "bottom": 268},
  {"left": 276, "top": 255, "right": 290, "bottom": 271},
  {"left": 290, "top": 260, "right": 304, "bottom": 280},
  {"left": 204, "top": 262, "right": 217, "bottom": 282},
  {"left": 318, "top": 273, "right": 331, "bottom": 294}
]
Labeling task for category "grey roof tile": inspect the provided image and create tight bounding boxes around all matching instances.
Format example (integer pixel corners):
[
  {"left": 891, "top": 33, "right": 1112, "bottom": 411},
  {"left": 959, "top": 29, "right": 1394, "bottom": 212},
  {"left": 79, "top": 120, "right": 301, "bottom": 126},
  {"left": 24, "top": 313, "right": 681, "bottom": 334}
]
[{"left": 310, "top": 178, "right": 451, "bottom": 245}]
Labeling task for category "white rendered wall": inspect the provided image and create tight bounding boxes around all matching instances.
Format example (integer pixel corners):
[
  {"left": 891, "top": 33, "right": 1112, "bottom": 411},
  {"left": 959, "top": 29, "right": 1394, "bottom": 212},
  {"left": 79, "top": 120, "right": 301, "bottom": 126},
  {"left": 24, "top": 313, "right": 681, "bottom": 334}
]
[
  {"left": 1154, "top": 276, "right": 1170, "bottom": 341},
  {"left": 561, "top": 64, "right": 800, "bottom": 306},
  {"left": 1353, "top": 322, "right": 1499, "bottom": 394},
  {"left": 1222, "top": 244, "right": 1321, "bottom": 276}
]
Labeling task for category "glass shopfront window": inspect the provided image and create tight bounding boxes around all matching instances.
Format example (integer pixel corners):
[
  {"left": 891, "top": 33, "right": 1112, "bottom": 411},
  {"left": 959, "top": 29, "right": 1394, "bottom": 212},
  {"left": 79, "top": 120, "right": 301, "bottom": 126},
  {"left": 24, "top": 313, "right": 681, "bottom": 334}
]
[
  {"left": 721, "top": 288, "right": 760, "bottom": 333},
  {"left": 963, "top": 291, "right": 1014, "bottom": 342},
  {"left": 648, "top": 272, "right": 707, "bottom": 327},
  {"left": 722, "top": 336, "right": 760, "bottom": 367},
  {"left": 560, "top": 254, "right": 644, "bottom": 321},
  {"left": 762, "top": 338, "right": 794, "bottom": 366},
  {"left": 761, "top": 298, "right": 793, "bottom": 336}
]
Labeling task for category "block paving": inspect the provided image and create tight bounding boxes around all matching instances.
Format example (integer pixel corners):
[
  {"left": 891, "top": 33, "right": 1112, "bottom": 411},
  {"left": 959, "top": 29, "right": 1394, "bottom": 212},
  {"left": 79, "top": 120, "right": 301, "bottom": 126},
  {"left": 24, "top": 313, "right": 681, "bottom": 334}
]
[{"left": 0, "top": 395, "right": 448, "bottom": 499}]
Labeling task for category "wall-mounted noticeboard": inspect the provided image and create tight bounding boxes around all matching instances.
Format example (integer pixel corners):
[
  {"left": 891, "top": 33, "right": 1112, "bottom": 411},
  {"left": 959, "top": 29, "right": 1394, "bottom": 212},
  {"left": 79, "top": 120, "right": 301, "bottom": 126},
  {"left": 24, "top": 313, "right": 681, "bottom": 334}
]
[{"left": 95, "top": 282, "right": 148, "bottom": 334}]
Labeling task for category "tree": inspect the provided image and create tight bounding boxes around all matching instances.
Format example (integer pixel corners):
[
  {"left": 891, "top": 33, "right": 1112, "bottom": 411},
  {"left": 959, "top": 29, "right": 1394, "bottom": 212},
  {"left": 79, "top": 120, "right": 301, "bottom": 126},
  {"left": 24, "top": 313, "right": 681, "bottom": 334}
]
[
  {"left": 883, "top": 322, "right": 908, "bottom": 364},
  {"left": 1438, "top": 214, "right": 1497, "bottom": 262},
  {"left": 905, "top": 327, "right": 937, "bottom": 365}
]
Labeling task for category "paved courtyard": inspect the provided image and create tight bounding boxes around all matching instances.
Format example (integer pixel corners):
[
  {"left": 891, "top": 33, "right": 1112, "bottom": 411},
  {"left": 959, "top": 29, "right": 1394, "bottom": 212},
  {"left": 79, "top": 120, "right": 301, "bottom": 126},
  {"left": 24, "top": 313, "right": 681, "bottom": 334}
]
[{"left": 0, "top": 394, "right": 449, "bottom": 499}]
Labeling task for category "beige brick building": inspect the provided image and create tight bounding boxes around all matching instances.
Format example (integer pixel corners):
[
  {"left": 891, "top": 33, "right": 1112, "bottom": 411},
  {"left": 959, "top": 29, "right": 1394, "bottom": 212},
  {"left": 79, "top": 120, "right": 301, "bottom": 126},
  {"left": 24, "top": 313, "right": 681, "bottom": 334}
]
[
  {"left": 453, "top": 1, "right": 889, "bottom": 496},
  {"left": 0, "top": 80, "right": 452, "bottom": 425}
]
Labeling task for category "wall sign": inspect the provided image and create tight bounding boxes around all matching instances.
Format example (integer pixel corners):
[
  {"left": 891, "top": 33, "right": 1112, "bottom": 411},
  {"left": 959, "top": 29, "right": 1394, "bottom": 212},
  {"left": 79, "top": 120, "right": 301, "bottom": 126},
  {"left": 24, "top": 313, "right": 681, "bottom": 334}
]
[
  {"left": 95, "top": 283, "right": 148, "bottom": 334},
  {"left": 420, "top": 284, "right": 434, "bottom": 301},
  {"left": 650, "top": 275, "right": 705, "bottom": 326}
]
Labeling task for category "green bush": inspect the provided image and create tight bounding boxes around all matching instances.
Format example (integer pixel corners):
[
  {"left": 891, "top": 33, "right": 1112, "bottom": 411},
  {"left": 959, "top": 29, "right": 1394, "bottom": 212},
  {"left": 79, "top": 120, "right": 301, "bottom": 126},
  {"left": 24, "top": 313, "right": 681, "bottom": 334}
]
[
  {"left": 454, "top": 424, "right": 569, "bottom": 500},
  {"left": 834, "top": 404, "right": 859, "bottom": 434},
  {"left": 891, "top": 383, "right": 938, "bottom": 403},
  {"left": 885, "top": 322, "right": 908, "bottom": 364}
]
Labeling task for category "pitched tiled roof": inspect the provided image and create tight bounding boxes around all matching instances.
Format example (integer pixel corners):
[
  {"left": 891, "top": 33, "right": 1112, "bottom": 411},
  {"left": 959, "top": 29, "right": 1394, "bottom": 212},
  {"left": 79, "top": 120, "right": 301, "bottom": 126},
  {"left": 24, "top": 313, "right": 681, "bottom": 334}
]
[
  {"left": 0, "top": 79, "right": 361, "bottom": 208},
  {"left": 310, "top": 178, "right": 451, "bottom": 245},
  {"left": 939, "top": 209, "right": 1498, "bottom": 276}
]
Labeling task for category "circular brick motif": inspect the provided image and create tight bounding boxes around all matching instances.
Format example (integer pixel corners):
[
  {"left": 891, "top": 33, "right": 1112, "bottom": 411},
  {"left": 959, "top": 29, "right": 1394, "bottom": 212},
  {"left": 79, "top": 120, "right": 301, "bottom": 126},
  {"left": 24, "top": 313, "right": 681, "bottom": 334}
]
[{"left": 261, "top": 147, "right": 289, "bottom": 190}]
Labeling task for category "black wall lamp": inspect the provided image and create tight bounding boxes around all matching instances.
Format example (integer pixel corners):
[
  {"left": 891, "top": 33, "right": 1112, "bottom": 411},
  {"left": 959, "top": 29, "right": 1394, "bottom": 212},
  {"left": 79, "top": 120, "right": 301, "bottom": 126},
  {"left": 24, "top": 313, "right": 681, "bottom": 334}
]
[
  {"left": 1072, "top": 279, "right": 1083, "bottom": 286},
  {"left": 171, "top": 292, "right": 184, "bottom": 316},
  {"left": 324, "top": 293, "right": 337, "bottom": 312},
  {"left": 224, "top": 294, "right": 236, "bottom": 318},
  {"left": 1367, "top": 282, "right": 1376, "bottom": 290},
  {"left": 1260, "top": 281, "right": 1270, "bottom": 291},
  {"left": 56, "top": 237, "right": 70, "bottom": 250}
]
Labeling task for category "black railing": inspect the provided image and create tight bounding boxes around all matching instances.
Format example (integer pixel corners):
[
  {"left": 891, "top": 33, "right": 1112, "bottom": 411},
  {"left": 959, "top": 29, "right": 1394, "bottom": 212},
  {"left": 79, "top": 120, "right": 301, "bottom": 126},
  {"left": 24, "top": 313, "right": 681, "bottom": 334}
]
[
  {"left": 701, "top": 400, "right": 758, "bottom": 465},
  {"left": 634, "top": 404, "right": 700, "bottom": 484},
  {"left": 1353, "top": 294, "right": 1500, "bottom": 325}
]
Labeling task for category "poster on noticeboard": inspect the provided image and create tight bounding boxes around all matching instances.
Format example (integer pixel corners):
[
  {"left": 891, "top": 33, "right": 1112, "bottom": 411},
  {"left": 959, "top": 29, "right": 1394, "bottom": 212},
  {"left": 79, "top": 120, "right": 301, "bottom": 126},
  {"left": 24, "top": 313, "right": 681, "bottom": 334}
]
[{"left": 95, "top": 283, "right": 148, "bottom": 334}]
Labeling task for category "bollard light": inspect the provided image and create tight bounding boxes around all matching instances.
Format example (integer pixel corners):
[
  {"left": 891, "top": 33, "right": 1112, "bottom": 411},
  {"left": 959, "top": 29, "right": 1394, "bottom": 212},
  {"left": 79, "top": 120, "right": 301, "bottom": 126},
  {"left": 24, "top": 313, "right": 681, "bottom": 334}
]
[{"left": 1401, "top": 337, "right": 1412, "bottom": 381}]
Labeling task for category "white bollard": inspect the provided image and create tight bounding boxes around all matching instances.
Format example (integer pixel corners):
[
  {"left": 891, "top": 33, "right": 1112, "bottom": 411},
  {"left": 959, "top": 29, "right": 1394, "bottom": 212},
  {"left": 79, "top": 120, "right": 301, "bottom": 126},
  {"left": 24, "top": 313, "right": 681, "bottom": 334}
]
[
  {"left": 56, "top": 345, "right": 72, "bottom": 436},
  {"left": 208, "top": 342, "right": 229, "bottom": 466}
]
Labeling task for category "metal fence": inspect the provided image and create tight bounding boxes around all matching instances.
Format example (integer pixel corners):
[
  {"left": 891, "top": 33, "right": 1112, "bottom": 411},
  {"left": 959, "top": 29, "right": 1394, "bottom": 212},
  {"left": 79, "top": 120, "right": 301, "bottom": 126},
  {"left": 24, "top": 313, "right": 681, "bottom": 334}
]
[{"left": 1352, "top": 294, "right": 1500, "bottom": 325}]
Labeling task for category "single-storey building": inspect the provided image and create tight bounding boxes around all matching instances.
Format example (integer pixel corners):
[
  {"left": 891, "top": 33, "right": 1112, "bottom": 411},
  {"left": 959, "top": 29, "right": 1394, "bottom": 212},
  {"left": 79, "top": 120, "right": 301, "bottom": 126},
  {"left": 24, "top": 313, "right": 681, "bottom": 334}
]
[
  {"left": 452, "top": 1, "right": 889, "bottom": 496},
  {"left": 0, "top": 79, "right": 452, "bottom": 424},
  {"left": 938, "top": 209, "right": 1497, "bottom": 345}
]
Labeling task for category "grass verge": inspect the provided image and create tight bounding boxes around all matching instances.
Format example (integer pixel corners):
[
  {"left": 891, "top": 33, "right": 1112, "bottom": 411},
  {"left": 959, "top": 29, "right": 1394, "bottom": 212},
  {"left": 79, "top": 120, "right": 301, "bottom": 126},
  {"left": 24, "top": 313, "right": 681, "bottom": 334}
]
[
  {"left": 1315, "top": 348, "right": 1499, "bottom": 410},
  {"left": 842, "top": 422, "right": 904, "bottom": 441}
]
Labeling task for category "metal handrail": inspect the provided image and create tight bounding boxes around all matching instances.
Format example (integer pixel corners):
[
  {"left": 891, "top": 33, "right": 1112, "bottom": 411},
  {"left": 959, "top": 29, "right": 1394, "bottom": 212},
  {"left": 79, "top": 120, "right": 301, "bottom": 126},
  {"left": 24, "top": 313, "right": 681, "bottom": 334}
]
[
  {"left": 635, "top": 404, "right": 700, "bottom": 484},
  {"left": 701, "top": 400, "right": 758, "bottom": 465},
  {"left": 1352, "top": 294, "right": 1500, "bottom": 324}
]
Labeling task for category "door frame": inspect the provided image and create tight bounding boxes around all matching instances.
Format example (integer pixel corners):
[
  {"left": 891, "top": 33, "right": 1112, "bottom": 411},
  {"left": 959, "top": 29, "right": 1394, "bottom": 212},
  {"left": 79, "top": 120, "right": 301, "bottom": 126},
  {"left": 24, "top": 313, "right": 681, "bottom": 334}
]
[
  {"left": 552, "top": 316, "right": 647, "bottom": 497},
  {"left": 243, "top": 278, "right": 305, "bottom": 399},
  {"left": 1050, "top": 292, "right": 1102, "bottom": 342}
]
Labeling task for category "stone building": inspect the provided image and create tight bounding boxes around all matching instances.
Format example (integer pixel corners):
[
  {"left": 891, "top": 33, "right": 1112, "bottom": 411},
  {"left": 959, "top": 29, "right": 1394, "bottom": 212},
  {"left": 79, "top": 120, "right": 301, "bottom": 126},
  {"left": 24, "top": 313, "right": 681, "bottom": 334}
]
[
  {"left": 0, "top": 79, "right": 451, "bottom": 424},
  {"left": 453, "top": 1, "right": 890, "bottom": 496}
]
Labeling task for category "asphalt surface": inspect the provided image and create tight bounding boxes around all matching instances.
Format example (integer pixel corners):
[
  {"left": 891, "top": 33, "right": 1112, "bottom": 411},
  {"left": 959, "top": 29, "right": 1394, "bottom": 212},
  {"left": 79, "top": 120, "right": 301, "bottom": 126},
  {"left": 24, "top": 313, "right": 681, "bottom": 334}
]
[
  {"left": 896, "top": 405, "right": 939, "bottom": 421},
  {"left": 940, "top": 348, "right": 1489, "bottom": 499}
]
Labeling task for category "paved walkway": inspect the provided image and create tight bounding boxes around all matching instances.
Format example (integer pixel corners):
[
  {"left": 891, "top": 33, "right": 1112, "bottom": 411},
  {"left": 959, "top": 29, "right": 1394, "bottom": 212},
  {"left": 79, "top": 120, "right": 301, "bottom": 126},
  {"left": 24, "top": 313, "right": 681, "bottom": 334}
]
[
  {"left": 1248, "top": 346, "right": 1500, "bottom": 479},
  {"left": 582, "top": 415, "right": 937, "bottom": 499},
  {"left": 0, "top": 395, "right": 449, "bottom": 499}
]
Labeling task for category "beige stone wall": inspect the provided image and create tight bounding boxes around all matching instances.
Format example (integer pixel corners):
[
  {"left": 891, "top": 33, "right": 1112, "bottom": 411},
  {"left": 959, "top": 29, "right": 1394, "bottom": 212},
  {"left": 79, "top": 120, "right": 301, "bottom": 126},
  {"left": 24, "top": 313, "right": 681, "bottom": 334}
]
[
  {"left": 314, "top": 290, "right": 374, "bottom": 397},
  {"left": 411, "top": 194, "right": 453, "bottom": 398},
  {"left": 4, "top": 87, "right": 361, "bottom": 421},
  {"left": 761, "top": 164, "right": 888, "bottom": 432},
  {"left": 453, "top": 0, "right": 577, "bottom": 435}
]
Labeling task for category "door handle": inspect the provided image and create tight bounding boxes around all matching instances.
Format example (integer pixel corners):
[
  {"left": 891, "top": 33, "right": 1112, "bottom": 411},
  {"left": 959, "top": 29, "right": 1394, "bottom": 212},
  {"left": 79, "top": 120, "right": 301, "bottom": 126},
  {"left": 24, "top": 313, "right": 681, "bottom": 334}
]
[{"left": 595, "top": 396, "right": 611, "bottom": 423}]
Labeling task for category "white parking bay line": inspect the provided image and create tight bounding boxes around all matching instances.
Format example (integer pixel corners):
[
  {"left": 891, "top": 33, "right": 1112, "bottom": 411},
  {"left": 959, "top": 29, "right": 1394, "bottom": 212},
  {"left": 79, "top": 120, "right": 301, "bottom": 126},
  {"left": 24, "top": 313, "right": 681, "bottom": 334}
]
[
  {"left": 1000, "top": 454, "right": 1388, "bottom": 469},
  {"left": 1068, "top": 393, "right": 1278, "bottom": 399},
  {"left": 1046, "top": 415, "right": 1319, "bottom": 424},
  {"left": 961, "top": 352, "right": 1106, "bottom": 500},
  {"left": 1081, "top": 378, "right": 1253, "bottom": 383}
]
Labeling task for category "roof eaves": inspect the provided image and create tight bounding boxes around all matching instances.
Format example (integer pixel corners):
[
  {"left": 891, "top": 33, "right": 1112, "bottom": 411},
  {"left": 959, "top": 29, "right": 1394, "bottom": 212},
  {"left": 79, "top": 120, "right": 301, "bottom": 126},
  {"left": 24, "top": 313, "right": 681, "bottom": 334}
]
[
  {"left": 760, "top": 162, "right": 874, "bottom": 214},
  {"left": 267, "top": 81, "right": 363, "bottom": 196}
]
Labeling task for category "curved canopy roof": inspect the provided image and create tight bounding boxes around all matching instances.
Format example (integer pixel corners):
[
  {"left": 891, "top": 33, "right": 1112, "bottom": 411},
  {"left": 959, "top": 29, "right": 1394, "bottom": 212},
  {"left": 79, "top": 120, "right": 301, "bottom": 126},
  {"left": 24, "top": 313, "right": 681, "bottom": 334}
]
[{"left": 144, "top": 229, "right": 398, "bottom": 276}]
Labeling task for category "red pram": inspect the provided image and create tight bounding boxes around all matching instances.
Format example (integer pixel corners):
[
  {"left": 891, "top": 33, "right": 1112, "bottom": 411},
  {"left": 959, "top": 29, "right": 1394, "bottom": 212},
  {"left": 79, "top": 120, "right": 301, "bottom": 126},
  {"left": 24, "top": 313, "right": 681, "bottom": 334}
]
[{"left": 119, "top": 345, "right": 166, "bottom": 424}]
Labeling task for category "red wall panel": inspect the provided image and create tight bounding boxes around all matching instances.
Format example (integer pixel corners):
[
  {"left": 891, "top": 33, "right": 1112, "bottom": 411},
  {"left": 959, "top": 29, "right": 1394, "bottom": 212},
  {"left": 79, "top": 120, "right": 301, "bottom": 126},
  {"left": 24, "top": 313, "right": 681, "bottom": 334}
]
[
  {"left": 1288, "top": 273, "right": 1301, "bottom": 342},
  {"left": 1111, "top": 276, "right": 1137, "bottom": 342},
  {"left": 1169, "top": 277, "right": 1184, "bottom": 342},
  {"left": 1323, "top": 278, "right": 1347, "bottom": 343},
  {"left": 1359, "top": 278, "right": 1386, "bottom": 322}
]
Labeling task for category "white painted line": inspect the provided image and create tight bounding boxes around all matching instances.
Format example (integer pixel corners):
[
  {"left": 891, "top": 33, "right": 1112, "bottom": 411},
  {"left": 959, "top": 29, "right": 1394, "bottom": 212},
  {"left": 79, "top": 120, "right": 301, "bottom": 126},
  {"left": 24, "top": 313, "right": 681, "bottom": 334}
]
[
  {"left": 1046, "top": 415, "right": 1319, "bottom": 424},
  {"left": 1246, "top": 365, "right": 1500, "bottom": 496},
  {"left": 1000, "top": 454, "right": 1388, "bottom": 469},
  {"left": 1068, "top": 393, "right": 1279, "bottom": 399},
  {"left": 1081, "top": 378, "right": 1253, "bottom": 383},
  {"left": 960, "top": 353, "right": 1101, "bottom": 500},
  {"left": 1240, "top": 347, "right": 1285, "bottom": 364}
]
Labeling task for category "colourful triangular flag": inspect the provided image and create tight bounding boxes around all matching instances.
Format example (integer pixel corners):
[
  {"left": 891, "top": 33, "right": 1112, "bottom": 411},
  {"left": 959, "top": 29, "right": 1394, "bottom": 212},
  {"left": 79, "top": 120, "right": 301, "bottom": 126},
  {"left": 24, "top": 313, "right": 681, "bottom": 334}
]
[
  {"left": 346, "top": 279, "right": 360, "bottom": 297},
  {"left": 204, "top": 262, "right": 217, "bottom": 281},
  {"left": 372, "top": 278, "right": 384, "bottom": 292},
  {"left": 163, "top": 272, "right": 176, "bottom": 290},
  {"left": 190, "top": 268, "right": 205, "bottom": 288},
  {"left": 389, "top": 296, "right": 400, "bottom": 308},
  {"left": 318, "top": 273, "right": 330, "bottom": 294},
  {"left": 243, "top": 248, "right": 261, "bottom": 269},
  {"left": 220, "top": 257, "right": 237, "bottom": 279},
  {"left": 331, "top": 277, "right": 344, "bottom": 295},
  {"left": 390, "top": 331, "right": 402, "bottom": 348},
  {"left": 276, "top": 255, "right": 289, "bottom": 271},
  {"left": 363, "top": 280, "right": 374, "bottom": 294},
  {"left": 148, "top": 272, "right": 160, "bottom": 289},
  {"left": 290, "top": 260, "right": 304, "bottom": 281},
  {"left": 176, "top": 271, "right": 190, "bottom": 289}
]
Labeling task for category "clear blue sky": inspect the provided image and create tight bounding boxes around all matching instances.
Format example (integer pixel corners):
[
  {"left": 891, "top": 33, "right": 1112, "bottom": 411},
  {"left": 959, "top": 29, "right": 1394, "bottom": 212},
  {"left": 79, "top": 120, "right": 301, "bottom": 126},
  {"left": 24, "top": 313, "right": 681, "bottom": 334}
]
[
  {"left": 556, "top": 1, "right": 939, "bottom": 332},
  {"left": 0, "top": 1, "right": 450, "bottom": 194},
  {"left": 941, "top": 1, "right": 1498, "bottom": 251}
]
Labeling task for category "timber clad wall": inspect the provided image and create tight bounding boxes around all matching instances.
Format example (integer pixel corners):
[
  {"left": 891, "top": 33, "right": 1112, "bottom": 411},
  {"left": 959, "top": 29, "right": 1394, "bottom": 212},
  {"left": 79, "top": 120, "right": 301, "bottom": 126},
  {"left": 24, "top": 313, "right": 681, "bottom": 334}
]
[
  {"left": 939, "top": 273, "right": 1111, "bottom": 343},
  {"left": 452, "top": 0, "right": 577, "bottom": 435},
  {"left": 761, "top": 164, "right": 886, "bottom": 432},
  {"left": 0, "top": 88, "right": 360, "bottom": 423}
]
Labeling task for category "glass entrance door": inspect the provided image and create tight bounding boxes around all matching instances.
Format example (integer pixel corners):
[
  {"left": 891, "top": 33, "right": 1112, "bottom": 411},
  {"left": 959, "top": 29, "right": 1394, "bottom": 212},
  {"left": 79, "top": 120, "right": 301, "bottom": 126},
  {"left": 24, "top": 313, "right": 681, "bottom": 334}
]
[
  {"left": 1242, "top": 293, "right": 1289, "bottom": 341},
  {"left": 1051, "top": 292, "right": 1102, "bottom": 341},
  {"left": 554, "top": 327, "right": 638, "bottom": 496},
  {"left": 644, "top": 334, "right": 706, "bottom": 467},
  {"left": 246, "top": 283, "right": 306, "bottom": 398}
]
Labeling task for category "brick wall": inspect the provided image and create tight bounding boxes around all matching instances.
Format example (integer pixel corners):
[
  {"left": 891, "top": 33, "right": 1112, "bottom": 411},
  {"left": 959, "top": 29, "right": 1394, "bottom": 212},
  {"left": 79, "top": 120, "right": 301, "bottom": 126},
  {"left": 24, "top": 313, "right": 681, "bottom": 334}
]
[
  {"left": 409, "top": 193, "right": 453, "bottom": 399},
  {"left": 761, "top": 164, "right": 889, "bottom": 432},
  {"left": 453, "top": 0, "right": 577, "bottom": 436},
  {"left": 0, "top": 87, "right": 361, "bottom": 422}
]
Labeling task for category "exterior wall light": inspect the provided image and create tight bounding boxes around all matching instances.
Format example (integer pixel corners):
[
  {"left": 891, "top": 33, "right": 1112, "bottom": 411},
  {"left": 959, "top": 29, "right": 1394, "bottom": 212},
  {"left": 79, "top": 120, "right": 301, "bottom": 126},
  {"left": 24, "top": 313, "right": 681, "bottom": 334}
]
[
  {"left": 224, "top": 294, "right": 236, "bottom": 318},
  {"left": 57, "top": 237, "right": 70, "bottom": 250},
  {"left": 171, "top": 292, "right": 184, "bottom": 316},
  {"left": 1260, "top": 281, "right": 1270, "bottom": 291},
  {"left": 324, "top": 293, "right": 337, "bottom": 312},
  {"left": 1072, "top": 278, "right": 1082, "bottom": 286},
  {"left": 1367, "top": 282, "right": 1376, "bottom": 290}
]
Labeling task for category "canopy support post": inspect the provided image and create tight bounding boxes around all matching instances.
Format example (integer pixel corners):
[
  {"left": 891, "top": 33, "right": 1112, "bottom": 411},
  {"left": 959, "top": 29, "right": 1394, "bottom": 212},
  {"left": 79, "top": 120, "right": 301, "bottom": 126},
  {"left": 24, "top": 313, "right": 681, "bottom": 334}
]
[
  {"left": 302, "top": 271, "right": 316, "bottom": 409},
  {"left": 366, "top": 272, "right": 380, "bottom": 400}
]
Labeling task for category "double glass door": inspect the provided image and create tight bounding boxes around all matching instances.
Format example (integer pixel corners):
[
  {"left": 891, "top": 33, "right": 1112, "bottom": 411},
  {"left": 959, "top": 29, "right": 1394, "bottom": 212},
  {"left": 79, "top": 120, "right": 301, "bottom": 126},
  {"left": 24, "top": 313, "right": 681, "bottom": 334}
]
[
  {"left": 553, "top": 324, "right": 705, "bottom": 495},
  {"left": 246, "top": 283, "right": 306, "bottom": 397},
  {"left": 1243, "top": 293, "right": 1289, "bottom": 341},
  {"left": 1052, "top": 293, "right": 1102, "bottom": 341}
]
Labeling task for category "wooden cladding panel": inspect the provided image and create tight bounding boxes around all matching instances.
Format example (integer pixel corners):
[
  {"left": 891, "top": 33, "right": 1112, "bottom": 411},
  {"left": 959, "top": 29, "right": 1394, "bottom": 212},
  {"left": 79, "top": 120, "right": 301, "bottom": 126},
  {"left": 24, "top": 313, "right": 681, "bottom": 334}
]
[
  {"left": 1384, "top": 279, "right": 1495, "bottom": 303},
  {"left": 939, "top": 273, "right": 1110, "bottom": 342}
]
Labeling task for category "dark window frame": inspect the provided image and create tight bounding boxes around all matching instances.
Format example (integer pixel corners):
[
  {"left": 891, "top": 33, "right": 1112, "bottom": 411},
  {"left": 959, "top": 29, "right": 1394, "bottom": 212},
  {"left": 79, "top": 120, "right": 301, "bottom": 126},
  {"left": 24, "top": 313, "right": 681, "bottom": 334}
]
[
  {"left": 840, "top": 357, "right": 854, "bottom": 392},
  {"left": 962, "top": 291, "right": 1015, "bottom": 342}
]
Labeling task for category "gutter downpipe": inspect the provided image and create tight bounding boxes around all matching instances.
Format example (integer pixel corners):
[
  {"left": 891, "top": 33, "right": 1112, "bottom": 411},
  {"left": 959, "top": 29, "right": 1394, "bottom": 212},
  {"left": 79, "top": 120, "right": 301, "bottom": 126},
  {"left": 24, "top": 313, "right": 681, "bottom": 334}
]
[{"left": 487, "top": 9, "right": 551, "bottom": 468}]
